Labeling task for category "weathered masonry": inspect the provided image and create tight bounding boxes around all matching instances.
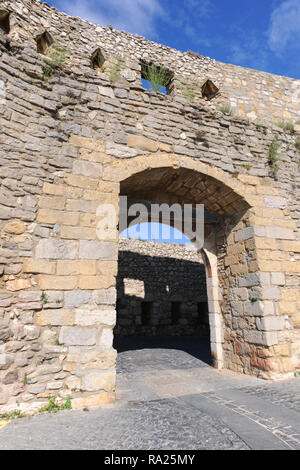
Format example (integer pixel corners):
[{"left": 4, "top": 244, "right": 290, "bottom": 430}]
[
  {"left": 116, "top": 239, "right": 208, "bottom": 337},
  {"left": 0, "top": 0, "right": 299, "bottom": 413}
]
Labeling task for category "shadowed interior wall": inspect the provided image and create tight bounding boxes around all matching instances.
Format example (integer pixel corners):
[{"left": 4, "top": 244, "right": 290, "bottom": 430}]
[{"left": 116, "top": 239, "right": 208, "bottom": 337}]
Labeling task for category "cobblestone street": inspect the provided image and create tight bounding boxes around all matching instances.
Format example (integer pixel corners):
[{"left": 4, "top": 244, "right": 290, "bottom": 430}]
[{"left": 0, "top": 338, "right": 299, "bottom": 450}]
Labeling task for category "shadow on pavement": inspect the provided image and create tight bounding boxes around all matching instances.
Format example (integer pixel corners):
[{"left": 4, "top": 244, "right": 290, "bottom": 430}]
[{"left": 113, "top": 335, "right": 212, "bottom": 367}]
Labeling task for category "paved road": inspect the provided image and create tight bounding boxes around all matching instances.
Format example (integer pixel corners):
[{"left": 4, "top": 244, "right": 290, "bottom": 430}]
[{"left": 0, "top": 337, "right": 299, "bottom": 450}]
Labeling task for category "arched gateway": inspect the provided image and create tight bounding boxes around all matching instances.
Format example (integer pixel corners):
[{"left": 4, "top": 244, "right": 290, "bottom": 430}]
[{"left": 0, "top": 0, "right": 299, "bottom": 413}]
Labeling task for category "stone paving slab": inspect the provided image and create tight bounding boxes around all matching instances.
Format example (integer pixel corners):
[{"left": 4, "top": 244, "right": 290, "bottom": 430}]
[
  {"left": 180, "top": 394, "right": 291, "bottom": 450},
  {"left": 240, "top": 381, "right": 300, "bottom": 414},
  {"left": 215, "top": 387, "right": 300, "bottom": 433}
]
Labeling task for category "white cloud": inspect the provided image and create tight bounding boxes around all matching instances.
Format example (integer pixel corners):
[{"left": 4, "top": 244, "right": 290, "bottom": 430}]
[
  {"left": 56, "top": 0, "right": 164, "bottom": 37},
  {"left": 268, "top": 0, "right": 300, "bottom": 53},
  {"left": 170, "top": 0, "right": 213, "bottom": 45}
]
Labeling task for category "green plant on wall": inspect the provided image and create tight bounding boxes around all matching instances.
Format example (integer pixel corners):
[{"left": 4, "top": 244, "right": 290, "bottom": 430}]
[
  {"left": 268, "top": 136, "right": 281, "bottom": 174},
  {"left": 108, "top": 54, "right": 124, "bottom": 84},
  {"left": 39, "top": 396, "right": 72, "bottom": 414},
  {"left": 218, "top": 102, "right": 234, "bottom": 116},
  {"left": 295, "top": 137, "right": 300, "bottom": 152},
  {"left": 143, "top": 63, "right": 171, "bottom": 93},
  {"left": 181, "top": 78, "right": 199, "bottom": 103},
  {"left": 42, "top": 41, "right": 69, "bottom": 78},
  {"left": 277, "top": 120, "right": 295, "bottom": 133}
]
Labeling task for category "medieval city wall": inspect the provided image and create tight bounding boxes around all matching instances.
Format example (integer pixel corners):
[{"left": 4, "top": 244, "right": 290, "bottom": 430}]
[
  {"left": 1, "top": 0, "right": 300, "bottom": 124},
  {"left": 0, "top": 0, "right": 299, "bottom": 413}
]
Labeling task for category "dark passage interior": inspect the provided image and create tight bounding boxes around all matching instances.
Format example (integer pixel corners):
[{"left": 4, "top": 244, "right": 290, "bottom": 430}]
[{"left": 114, "top": 239, "right": 211, "bottom": 367}]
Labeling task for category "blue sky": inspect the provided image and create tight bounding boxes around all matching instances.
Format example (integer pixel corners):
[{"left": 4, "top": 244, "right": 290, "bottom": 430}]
[
  {"left": 120, "top": 222, "right": 191, "bottom": 244},
  {"left": 45, "top": 0, "right": 300, "bottom": 78}
]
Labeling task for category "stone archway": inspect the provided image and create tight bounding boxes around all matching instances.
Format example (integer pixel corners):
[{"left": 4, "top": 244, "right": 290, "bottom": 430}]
[
  {"left": 2, "top": 136, "right": 298, "bottom": 414},
  {"left": 116, "top": 161, "right": 252, "bottom": 375}
]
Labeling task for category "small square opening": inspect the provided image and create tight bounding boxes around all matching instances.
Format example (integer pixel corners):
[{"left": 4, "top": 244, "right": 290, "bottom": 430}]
[
  {"left": 141, "top": 61, "right": 174, "bottom": 95},
  {"left": 36, "top": 31, "right": 54, "bottom": 54},
  {"left": 0, "top": 10, "right": 10, "bottom": 35},
  {"left": 91, "top": 48, "right": 105, "bottom": 72},
  {"left": 201, "top": 79, "right": 219, "bottom": 100}
]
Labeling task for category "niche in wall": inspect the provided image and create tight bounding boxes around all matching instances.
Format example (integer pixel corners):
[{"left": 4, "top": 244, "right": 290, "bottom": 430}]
[
  {"left": 0, "top": 10, "right": 10, "bottom": 35},
  {"left": 36, "top": 31, "right": 54, "bottom": 54}
]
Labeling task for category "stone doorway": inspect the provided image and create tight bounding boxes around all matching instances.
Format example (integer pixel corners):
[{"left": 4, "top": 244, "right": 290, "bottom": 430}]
[
  {"left": 112, "top": 162, "right": 254, "bottom": 401},
  {"left": 114, "top": 236, "right": 212, "bottom": 393},
  {"left": 115, "top": 164, "right": 252, "bottom": 379}
]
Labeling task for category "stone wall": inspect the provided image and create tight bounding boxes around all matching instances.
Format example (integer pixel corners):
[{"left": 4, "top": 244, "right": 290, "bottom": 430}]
[
  {"left": 1, "top": 0, "right": 300, "bottom": 125},
  {"left": 116, "top": 238, "right": 208, "bottom": 337},
  {"left": 0, "top": 0, "right": 299, "bottom": 413}
]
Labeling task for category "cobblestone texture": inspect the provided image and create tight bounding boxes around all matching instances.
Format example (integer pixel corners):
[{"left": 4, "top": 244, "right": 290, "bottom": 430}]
[
  {"left": 0, "top": 341, "right": 299, "bottom": 450},
  {"left": 0, "top": 399, "right": 250, "bottom": 450},
  {"left": 241, "top": 382, "right": 300, "bottom": 414}
]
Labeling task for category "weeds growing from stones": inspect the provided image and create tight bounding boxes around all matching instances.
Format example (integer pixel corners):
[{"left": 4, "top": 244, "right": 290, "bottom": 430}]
[
  {"left": 42, "top": 41, "right": 69, "bottom": 78},
  {"left": 268, "top": 136, "right": 281, "bottom": 174},
  {"left": 143, "top": 64, "right": 171, "bottom": 93},
  {"left": 218, "top": 102, "right": 234, "bottom": 116}
]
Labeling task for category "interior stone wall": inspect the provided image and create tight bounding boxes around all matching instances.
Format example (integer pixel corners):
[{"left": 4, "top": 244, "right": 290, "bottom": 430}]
[
  {"left": 116, "top": 238, "right": 208, "bottom": 337},
  {"left": 0, "top": 0, "right": 299, "bottom": 413}
]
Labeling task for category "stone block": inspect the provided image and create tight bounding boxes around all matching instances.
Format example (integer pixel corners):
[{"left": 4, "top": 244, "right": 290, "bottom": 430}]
[
  {"left": 271, "top": 272, "right": 285, "bottom": 285},
  {"left": 75, "top": 309, "right": 116, "bottom": 327},
  {"left": 256, "top": 316, "right": 285, "bottom": 331},
  {"left": 65, "top": 375, "right": 81, "bottom": 390},
  {"left": 35, "top": 239, "right": 78, "bottom": 260},
  {"left": 78, "top": 275, "right": 115, "bottom": 290},
  {"left": 24, "top": 325, "right": 40, "bottom": 341},
  {"left": 72, "top": 392, "right": 113, "bottom": 409},
  {"left": 264, "top": 196, "right": 286, "bottom": 209},
  {"left": 6, "top": 279, "right": 31, "bottom": 291},
  {"left": 248, "top": 300, "right": 275, "bottom": 316},
  {"left": 27, "top": 385, "right": 46, "bottom": 395},
  {"left": 244, "top": 330, "right": 278, "bottom": 346},
  {"left": 73, "top": 160, "right": 102, "bottom": 179},
  {"left": 238, "top": 273, "right": 270, "bottom": 287},
  {"left": 79, "top": 241, "right": 117, "bottom": 260},
  {"left": 265, "top": 226, "right": 295, "bottom": 240},
  {"left": 37, "top": 209, "right": 79, "bottom": 226},
  {"left": 69, "top": 135, "right": 105, "bottom": 152},
  {"left": 3, "top": 220, "right": 26, "bottom": 234},
  {"left": 0, "top": 353, "right": 14, "bottom": 370},
  {"left": 60, "top": 226, "right": 96, "bottom": 240},
  {"left": 64, "top": 290, "right": 92, "bottom": 308},
  {"left": 282, "top": 241, "right": 300, "bottom": 252},
  {"left": 98, "top": 327, "right": 113, "bottom": 350},
  {"left": 23, "top": 259, "right": 56, "bottom": 274},
  {"left": 36, "top": 309, "right": 74, "bottom": 326},
  {"left": 82, "top": 370, "right": 116, "bottom": 392},
  {"left": 235, "top": 226, "right": 265, "bottom": 241},
  {"left": 38, "top": 196, "right": 65, "bottom": 211},
  {"left": 127, "top": 134, "right": 158, "bottom": 152},
  {"left": 262, "top": 286, "right": 281, "bottom": 300},
  {"left": 65, "top": 174, "right": 98, "bottom": 190},
  {"left": 57, "top": 260, "right": 96, "bottom": 276},
  {"left": 93, "top": 288, "right": 116, "bottom": 305},
  {"left": 59, "top": 327, "right": 97, "bottom": 346},
  {"left": 80, "top": 349, "right": 117, "bottom": 370},
  {"left": 38, "top": 276, "right": 77, "bottom": 290}
]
